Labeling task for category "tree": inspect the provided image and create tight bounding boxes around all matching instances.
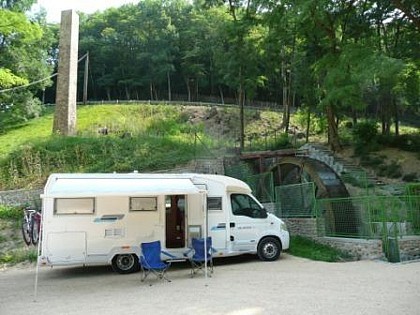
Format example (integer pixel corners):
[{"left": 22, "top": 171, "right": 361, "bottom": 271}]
[
  {"left": 213, "top": 0, "right": 267, "bottom": 150},
  {"left": 0, "top": 3, "right": 53, "bottom": 123}
]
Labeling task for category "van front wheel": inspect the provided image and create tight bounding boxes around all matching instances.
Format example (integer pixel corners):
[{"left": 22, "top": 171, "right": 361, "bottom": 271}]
[
  {"left": 112, "top": 254, "right": 139, "bottom": 274},
  {"left": 258, "top": 237, "right": 281, "bottom": 261}
]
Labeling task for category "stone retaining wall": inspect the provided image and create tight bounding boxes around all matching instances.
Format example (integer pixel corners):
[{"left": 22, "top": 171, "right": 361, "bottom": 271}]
[
  {"left": 0, "top": 189, "right": 42, "bottom": 207},
  {"left": 399, "top": 236, "right": 420, "bottom": 261},
  {"left": 283, "top": 217, "right": 420, "bottom": 261},
  {"left": 317, "top": 237, "right": 384, "bottom": 260},
  {"left": 283, "top": 218, "right": 318, "bottom": 238}
]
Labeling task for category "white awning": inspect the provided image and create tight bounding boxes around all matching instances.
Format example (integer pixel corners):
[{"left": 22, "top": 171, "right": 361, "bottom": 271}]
[{"left": 42, "top": 177, "right": 201, "bottom": 198}]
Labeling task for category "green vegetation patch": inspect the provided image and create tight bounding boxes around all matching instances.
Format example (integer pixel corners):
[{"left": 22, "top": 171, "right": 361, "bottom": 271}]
[
  {"left": 288, "top": 236, "right": 353, "bottom": 262},
  {"left": 0, "top": 104, "right": 210, "bottom": 189},
  {"left": 0, "top": 247, "right": 37, "bottom": 265},
  {"left": 0, "top": 205, "right": 21, "bottom": 221}
]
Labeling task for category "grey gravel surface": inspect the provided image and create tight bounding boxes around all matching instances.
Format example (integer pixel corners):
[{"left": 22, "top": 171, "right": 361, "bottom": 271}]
[{"left": 1, "top": 254, "right": 419, "bottom": 315}]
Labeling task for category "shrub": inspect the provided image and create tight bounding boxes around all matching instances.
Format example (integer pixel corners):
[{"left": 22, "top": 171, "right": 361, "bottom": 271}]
[
  {"left": 0, "top": 248, "right": 37, "bottom": 265},
  {"left": 353, "top": 121, "right": 378, "bottom": 145},
  {"left": 402, "top": 173, "right": 418, "bottom": 182},
  {"left": 378, "top": 134, "right": 420, "bottom": 153},
  {"left": 294, "top": 108, "right": 327, "bottom": 135},
  {"left": 0, "top": 205, "right": 21, "bottom": 221}
]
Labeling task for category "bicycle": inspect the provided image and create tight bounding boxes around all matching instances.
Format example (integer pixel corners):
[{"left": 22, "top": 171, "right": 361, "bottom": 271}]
[{"left": 21, "top": 206, "right": 42, "bottom": 246}]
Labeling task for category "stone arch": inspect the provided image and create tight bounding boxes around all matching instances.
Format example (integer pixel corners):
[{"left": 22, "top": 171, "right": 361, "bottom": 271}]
[{"left": 269, "top": 156, "right": 359, "bottom": 236}]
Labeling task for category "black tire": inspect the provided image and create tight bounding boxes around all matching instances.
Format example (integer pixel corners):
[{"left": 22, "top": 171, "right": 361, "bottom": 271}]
[
  {"left": 112, "top": 254, "right": 139, "bottom": 274},
  {"left": 21, "top": 220, "right": 32, "bottom": 246},
  {"left": 257, "top": 237, "right": 281, "bottom": 261},
  {"left": 31, "top": 217, "right": 40, "bottom": 245}
]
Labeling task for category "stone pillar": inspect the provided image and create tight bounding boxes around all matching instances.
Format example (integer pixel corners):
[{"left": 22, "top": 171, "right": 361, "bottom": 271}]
[{"left": 53, "top": 10, "right": 79, "bottom": 136}]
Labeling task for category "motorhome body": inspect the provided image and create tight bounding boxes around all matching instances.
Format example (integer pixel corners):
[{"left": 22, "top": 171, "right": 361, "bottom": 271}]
[{"left": 40, "top": 173, "right": 290, "bottom": 273}]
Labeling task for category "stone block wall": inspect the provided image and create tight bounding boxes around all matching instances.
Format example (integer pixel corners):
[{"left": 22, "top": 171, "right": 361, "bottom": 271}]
[
  {"left": 282, "top": 217, "right": 420, "bottom": 261},
  {"left": 0, "top": 189, "right": 42, "bottom": 207},
  {"left": 317, "top": 237, "right": 384, "bottom": 260},
  {"left": 283, "top": 218, "right": 318, "bottom": 238},
  {"left": 399, "top": 236, "right": 420, "bottom": 261}
]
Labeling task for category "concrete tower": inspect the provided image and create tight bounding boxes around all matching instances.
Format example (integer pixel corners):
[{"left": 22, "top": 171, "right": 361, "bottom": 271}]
[{"left": 53, "top": 10, "right": 79, "bottom": 136}]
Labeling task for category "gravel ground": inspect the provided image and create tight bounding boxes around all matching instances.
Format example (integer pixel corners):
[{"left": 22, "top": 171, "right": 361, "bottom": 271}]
[{"left": 1, "top": 254, "right": 419, "bottom": 315}]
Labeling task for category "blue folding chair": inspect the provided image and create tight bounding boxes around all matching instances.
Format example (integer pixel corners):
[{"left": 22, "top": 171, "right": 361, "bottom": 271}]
[
  {"left": 139, "top": 240, "right": 176, "bottom": 282},
  {"left": 184, "top": 237, "right": 215, "bottom": 277}
]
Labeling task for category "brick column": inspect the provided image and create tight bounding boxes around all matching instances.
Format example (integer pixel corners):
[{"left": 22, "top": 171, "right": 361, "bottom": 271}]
[{"left": 53, "top": 10, "right": 79, "bottom": 136}]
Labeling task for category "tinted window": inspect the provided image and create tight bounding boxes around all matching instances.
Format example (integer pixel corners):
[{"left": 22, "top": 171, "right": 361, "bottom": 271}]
[
  {"left": 230, "top": 194, "right": 267, "bottom": 218},
  {"left": 207, "top": 197, "right": 222, "bottom": 211}
]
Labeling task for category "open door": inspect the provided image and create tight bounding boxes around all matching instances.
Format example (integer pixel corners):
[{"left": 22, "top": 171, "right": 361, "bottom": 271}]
[{"left": 165, "top": 195, "right": 185, "bottom": 248}]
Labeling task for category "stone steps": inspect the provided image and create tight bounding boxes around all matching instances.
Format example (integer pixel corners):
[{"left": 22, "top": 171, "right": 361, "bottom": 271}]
[{"left": 298, "top": 143, "right": 378, "bottom": 186}]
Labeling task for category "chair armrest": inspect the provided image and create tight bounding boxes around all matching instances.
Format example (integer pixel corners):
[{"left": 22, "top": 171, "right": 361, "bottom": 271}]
[
  {"left": 161, "top": 250, "right": 177, "bottom": 259},
  {"left": 183, "top": 248, "right": 193, "bottom": 258}
]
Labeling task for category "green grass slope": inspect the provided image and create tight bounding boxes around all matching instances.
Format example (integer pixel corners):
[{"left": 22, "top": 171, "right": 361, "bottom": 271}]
[{"left": 0, "top": 104, "right": 210, "bottom": 190}]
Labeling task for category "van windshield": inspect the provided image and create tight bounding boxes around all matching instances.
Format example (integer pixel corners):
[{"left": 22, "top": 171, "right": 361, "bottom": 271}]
[{"left": 230, "top": 194, "right": 267, "bottom": 218}]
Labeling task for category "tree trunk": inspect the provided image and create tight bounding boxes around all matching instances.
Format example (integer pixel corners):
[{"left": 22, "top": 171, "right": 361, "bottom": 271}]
[
  {"left": 125, "top": 86, "right": 130, "bottom": 100},
  {"left": 305, "top": 108, "right": 311, "bottom": 143},
  {"left": 393, "top": 98, "right": 399, "bottom": 136},
  {"left": 219, "top": 86, "right": 224, "bottom": 104},
  {"left": 281, "top": 59, "right": 290, "bottom": 133},
  {"left": 167, "top": 71, "right": 171, "bottom": 102},
  {"left": 239, "top": 84, "right": 245, "bottom": 151},
  {"left": 149, "top": 82, "right": 153, "bottom": 101},
  {"left": 185, "top": 77, "right": 191, "bottom": 102},
  {"left": 326, "top": 104, "right": 342, "bottom": 152},
  {"left": 153, "top": 83, "right": 158, "bottom": 101}
]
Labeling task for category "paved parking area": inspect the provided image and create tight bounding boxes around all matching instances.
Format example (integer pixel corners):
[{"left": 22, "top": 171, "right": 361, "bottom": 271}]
[{"left": 1, "top": 254, "right": 419, "bottom": 315}]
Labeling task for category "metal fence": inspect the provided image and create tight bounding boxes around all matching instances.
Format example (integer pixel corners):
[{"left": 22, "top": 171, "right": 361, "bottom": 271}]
[
  {"left": 225, "top": 165, "right": 275, "bottom": 203},
  {"left": 246, "top": 172, "right": 275, "bottom": 203},
  {"left": 316, "top": 195, "right": 420, "bottom": 239},
  {"left": 225, "top": 162, "right": 420, "bottom": 241},
  {"left": 274, "top": 182, "right": 316, "bottom": 218},
  {"left": 340, "top": 170, "right": 374, "bottom": 195}
]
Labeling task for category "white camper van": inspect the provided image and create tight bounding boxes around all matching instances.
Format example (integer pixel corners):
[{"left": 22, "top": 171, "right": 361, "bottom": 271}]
[{"left": 39, "top": 173, "right": 289, "bottom": 273}]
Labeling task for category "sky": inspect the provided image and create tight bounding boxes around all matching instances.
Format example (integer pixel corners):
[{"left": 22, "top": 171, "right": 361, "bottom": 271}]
[{"left": 31, "top": 0, "right": 137, "bottom": 23}]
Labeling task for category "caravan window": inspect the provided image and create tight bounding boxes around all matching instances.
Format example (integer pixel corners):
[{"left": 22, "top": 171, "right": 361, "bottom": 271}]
[
  {"left": 54, "top": 198, "right": 95, "bottom": 214},
  {"left": 230, "top": 194, "right": 267, "bottom": 218},
  {"left": 207, "top": 197, "right": 222, "bottom": 211},
  {"left": 130, "top": 197, "right": 157, "bottom": 211}
]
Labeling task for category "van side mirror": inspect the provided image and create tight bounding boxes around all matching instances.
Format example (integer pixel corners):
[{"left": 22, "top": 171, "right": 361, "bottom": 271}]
[{"left": 261, "top": 208, "right": 268, "bottom": 218}]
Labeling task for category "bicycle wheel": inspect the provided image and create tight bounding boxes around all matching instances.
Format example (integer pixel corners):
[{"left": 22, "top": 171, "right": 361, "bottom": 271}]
[
  {"left": 22, "top": 219, "right": 32, "bottom": 245},
  {"left": 31, "top": 216, "right": 41, "bottom": 245}
]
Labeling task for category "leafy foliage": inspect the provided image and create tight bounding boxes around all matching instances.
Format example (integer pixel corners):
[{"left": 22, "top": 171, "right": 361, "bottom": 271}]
[
  {"left": 0, "top": 4, "right": 55, "bottom": 128},
  {"left": 352, "top": 121, "right": 379, "bottom": 146},
  {"left": 0, "top": 205, "right": 21, "bottom": 220}
]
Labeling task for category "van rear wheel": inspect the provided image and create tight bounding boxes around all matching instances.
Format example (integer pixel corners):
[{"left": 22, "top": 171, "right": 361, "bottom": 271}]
[
  {"left": 112, "top": 254, "right": 139, "bottom": 274},
  {"left": 257, "top": 237, "right": 281, "bottom": 261}
]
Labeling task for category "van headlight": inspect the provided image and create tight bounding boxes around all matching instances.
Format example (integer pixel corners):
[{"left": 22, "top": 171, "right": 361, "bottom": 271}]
[{"left": 280, "top": 221, "right": 288, "bottom": 232}]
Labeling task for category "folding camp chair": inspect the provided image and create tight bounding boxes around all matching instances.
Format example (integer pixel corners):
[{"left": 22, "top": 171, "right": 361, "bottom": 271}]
[
  {"left": 139, "top": 240, "right": 176, "bottom": 282},
  {"left": 184, "top": 237, "right": 215, "bottom": 277}
]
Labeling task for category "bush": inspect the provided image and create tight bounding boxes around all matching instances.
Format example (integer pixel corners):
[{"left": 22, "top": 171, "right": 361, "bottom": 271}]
[
  {"left": 294, "top": 108, "right": 327, "bottom": 135},
  {"left": 353, "top": 121, "right": 378, "bottom": 145},
  {"left": 0, "top": 248, "right": 38, "bottom": 265},
  {"left": 378, "top": 134, "right": 420, "bottom": 153},
  {"left": 402, "top": 173, "right": 418, "bottom": 182},
  {"left": 377, "top": 160, "right": 403, "bottom": 178},
  {"left": 269, "top": 133, "right": 291, "bottom": 150},
  {"left": 0, "top": 205, "right": 21, "bottom": 221}
]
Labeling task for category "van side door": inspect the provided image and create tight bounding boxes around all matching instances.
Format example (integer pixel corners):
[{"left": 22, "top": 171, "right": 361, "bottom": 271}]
[{"left": 229, "top": 193, "right": 268, "bottom": 252}]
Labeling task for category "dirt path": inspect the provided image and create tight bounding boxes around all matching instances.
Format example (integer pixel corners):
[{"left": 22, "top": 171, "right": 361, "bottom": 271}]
[{"left": 1, "top": 254, "right": 419, "bottom": 315}]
